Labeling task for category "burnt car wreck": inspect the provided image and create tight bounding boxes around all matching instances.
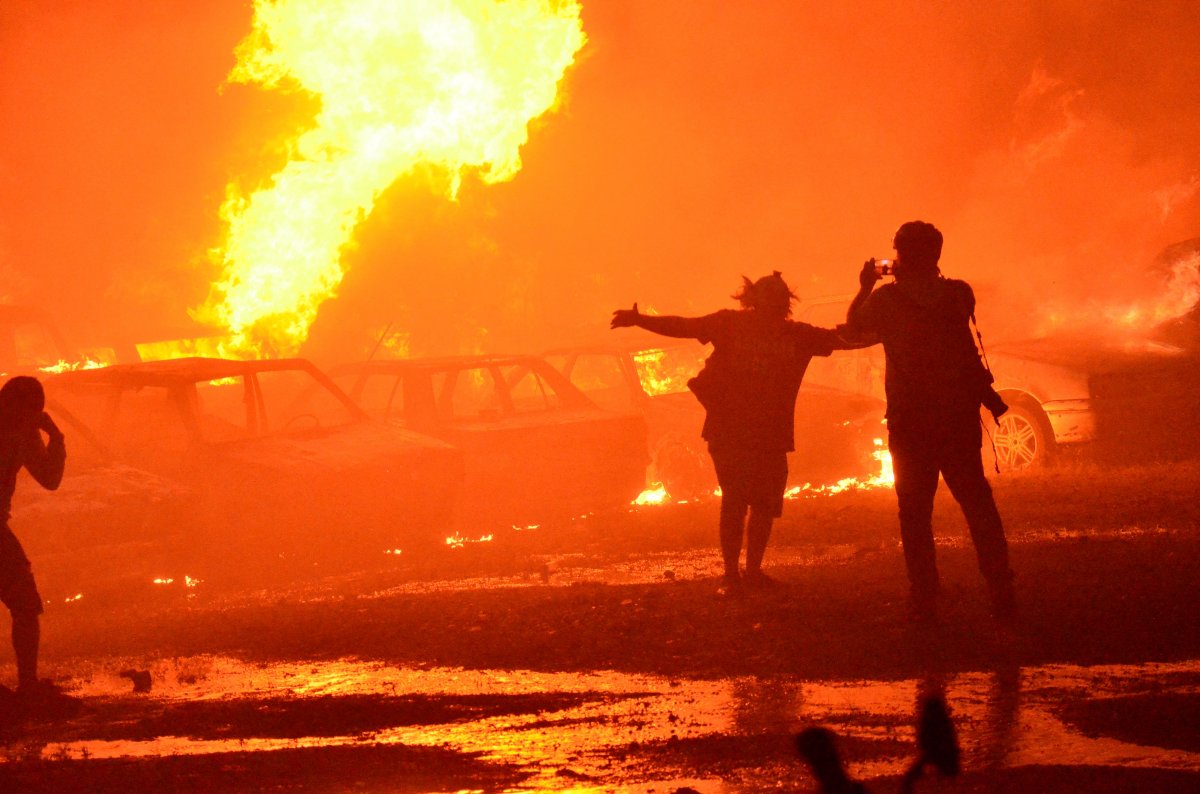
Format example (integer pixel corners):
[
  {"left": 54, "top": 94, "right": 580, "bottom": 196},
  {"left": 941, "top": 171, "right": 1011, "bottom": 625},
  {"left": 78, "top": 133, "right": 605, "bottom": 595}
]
[
  {"left": 331, "top": 354, "right": 649, "bottom": 527},
  {"left": 32, "top": 357, "right": 463, "bottom": 588}
]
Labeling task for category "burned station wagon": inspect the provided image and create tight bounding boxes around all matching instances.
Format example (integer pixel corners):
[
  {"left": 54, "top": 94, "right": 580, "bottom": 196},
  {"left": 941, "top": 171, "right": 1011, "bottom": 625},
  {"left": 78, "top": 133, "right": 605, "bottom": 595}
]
[
  {"left": 38, "top": 357, "right": 462, "bottom": 581},
  {"left": 330, "top": 355, "right": 649, "bottom": 527}
]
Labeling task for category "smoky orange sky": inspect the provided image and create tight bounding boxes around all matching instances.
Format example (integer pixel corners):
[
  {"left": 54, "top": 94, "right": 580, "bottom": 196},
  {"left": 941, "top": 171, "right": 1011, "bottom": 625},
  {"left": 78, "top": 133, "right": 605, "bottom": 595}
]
[{"left": 2, "top": 1, "right": 1199, "bottom": 360}]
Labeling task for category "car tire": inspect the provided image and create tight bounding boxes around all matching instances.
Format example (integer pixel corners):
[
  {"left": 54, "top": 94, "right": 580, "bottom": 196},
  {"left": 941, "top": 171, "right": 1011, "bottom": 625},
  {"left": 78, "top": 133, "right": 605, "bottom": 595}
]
[{"left": 984, "top": 399, "right": 1054, "bottom": 472}]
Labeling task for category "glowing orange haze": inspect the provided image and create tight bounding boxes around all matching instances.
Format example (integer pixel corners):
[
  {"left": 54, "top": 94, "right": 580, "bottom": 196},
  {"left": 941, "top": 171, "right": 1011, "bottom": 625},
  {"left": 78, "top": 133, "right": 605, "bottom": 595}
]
[
  {"left": 3, "top": 3, "right": 1200, "bottom": 358},
  {"left": 197, "top": 0, "right": 585, "bottom": 358}
]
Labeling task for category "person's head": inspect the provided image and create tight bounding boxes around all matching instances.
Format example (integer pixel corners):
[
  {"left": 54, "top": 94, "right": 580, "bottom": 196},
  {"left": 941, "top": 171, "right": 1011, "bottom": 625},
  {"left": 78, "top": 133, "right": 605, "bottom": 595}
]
[
  {"left": 0, "top": 376, "right": 45, "bottom": 428},
  {"left": 892, "top": 220, "right": 943, "bottom": 280},
  {"left": 733, "top": 271, "right": 797, "bottom": 318}
]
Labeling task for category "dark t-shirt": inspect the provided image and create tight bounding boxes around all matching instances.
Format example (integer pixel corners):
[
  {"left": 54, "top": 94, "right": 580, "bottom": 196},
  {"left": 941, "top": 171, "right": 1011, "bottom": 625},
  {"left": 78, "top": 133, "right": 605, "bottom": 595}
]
[
  {"left": 686, "top": 310, "right": 842, "bottom": 451},
  {"left": 848, "top": 277, "right": 988, "bottom": 421}
]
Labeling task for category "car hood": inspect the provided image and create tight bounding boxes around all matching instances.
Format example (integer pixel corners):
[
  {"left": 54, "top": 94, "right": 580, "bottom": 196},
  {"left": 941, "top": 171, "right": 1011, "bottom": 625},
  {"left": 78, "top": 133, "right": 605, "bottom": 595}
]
[
  {"left": 990, "top": 334, "right": 1194, "bottom": 375},
  {"left": 213, "top": 421, "right": 460, "bottom": 473}
]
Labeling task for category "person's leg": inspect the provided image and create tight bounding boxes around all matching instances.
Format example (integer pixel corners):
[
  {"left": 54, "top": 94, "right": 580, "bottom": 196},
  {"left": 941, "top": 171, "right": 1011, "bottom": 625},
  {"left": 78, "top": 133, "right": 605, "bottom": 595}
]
[
  {"left": 718, "top": 497, "right": 748, "bottom": 580},
  {"left": 744, "top": 509, "right": 774, "bottom": 576},
  {"left": 2, "top": 526, "right": 44, "bottom": 689},
  {"left": 12, "top": 610, "right": 38, "bottom": 689},
  {"left": 941, "top": 422, "right": 1014, "bottom": 617},
  {"left": 711, "top": 447, "right": 750, "bottom": 585},
  {"left": 891, "top": 432, "right": 942, "bottom": 612},
  {"left": 744, "top": 451, "right": 786, "bottom": 581}
]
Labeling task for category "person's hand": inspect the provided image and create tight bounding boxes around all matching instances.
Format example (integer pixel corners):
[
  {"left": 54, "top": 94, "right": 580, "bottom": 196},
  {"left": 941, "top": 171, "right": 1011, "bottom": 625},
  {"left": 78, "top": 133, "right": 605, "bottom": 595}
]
[
  {"left": 859, "top": 259, "right": 882, "bottom": 290},
  {"left": 610, "top": 303, "right": 641, "bottom": 329},
  {"left": 37, "top": 412, "right": 63, "bottom": 440}
]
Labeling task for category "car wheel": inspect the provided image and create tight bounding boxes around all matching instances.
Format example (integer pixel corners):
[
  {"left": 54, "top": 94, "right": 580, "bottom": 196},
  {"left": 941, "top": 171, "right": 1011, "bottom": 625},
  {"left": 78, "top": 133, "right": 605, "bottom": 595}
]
[{"left": 986, "top": 401, "right": 1053, "bottom": 472}]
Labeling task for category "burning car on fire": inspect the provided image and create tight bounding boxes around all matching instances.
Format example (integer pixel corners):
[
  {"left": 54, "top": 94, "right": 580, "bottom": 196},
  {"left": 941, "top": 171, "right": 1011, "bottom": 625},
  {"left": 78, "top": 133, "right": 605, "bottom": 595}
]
[
  {"left": 544, "top": 339, "right": 887, "bottom": 498},
  {"left": 330, "top": 354, "right": 649, "bottom": 526},
  {"left": 33, "top": 357, "right": 463, "bottom": 585}
]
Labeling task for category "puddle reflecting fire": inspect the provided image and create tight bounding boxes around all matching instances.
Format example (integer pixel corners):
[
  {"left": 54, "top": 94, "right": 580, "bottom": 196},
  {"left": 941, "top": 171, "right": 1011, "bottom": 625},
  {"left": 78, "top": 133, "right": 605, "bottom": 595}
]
[{"left": 9, "top": 656, "right": 1200, "bottom": 790}]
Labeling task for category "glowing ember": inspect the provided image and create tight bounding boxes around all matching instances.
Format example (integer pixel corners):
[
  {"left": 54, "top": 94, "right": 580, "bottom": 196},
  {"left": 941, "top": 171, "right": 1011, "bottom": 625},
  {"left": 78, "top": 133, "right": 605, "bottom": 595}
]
[
  {"left": 633, "top": 483, "right": 670, "bottom": 506},
  {"left": 153, "top": 577, "right": 175, "bottom": 585},
  {"left": 445, "top": 532, "right": 495, "bottom": 548},
  {"left": 198, "top": 0, "right": 586, "bottom": 357}
]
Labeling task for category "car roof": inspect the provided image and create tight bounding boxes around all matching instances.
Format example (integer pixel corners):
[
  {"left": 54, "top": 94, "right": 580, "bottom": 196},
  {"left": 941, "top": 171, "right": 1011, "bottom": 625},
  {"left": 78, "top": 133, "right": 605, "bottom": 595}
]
[
  {"left": 47, "top": 356, "right": 320, "bottom": 387},
  {"left": 333, "top": 354, "right": 557, "bottom": 372},
  {"left": 545, "top": 338, "right": 709, "bottom": 357}
]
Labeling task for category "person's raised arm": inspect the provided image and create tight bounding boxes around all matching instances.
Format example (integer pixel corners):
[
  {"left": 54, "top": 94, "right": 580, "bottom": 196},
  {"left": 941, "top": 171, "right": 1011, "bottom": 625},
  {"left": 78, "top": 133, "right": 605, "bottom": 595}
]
[
  {"left": 610, "top": 303, "right": 708, "bottom": 339},
  {"left": 846, "top": 259, "right": 881, "bottom": 329},
  {"left": 23, "top": 412, "right": 66, "bottom": 491}
]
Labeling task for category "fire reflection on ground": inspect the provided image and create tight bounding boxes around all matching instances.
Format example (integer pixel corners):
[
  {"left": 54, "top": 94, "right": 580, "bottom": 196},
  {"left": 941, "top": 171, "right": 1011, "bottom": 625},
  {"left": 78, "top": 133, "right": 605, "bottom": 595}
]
[{"left": 6, "top": 656, "right": 1200, "bottom": 790}]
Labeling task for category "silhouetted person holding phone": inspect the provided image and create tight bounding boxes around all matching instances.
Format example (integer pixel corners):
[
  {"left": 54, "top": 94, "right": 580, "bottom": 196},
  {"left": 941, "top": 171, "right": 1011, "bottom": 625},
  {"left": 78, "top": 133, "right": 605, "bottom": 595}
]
[
  {"left": 613, "top": 272, "right": 854, "bottom": 596},
  {"left": 847, "top": 221, "right": 1015, "bottom": 622},
  {"left": 0, "top": 376, "right": 66, "bottom": 700}
]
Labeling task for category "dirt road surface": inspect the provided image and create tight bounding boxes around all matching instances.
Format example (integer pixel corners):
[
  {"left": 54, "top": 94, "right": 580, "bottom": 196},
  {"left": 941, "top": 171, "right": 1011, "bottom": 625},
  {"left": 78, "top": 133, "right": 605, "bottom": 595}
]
[{"left": 3, "top": 460, "right": 1200, "bottom": 792}]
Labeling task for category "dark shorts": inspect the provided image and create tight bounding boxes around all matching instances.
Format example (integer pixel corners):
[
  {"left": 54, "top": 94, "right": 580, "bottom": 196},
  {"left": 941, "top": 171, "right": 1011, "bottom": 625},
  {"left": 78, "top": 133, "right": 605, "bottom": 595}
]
[
  {"left": 709, "top": 447, "right": 789, "bottom": 518},
  {"left": 0, "top": 524, "right": 43, "bottom": 615}
]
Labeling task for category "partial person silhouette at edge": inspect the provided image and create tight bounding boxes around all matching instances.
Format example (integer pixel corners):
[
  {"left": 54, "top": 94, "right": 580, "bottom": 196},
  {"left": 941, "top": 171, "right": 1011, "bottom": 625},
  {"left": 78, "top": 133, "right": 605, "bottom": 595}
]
[
  {"left": 612, "top": 272, "right": 860, "bottom": 596},
  {"left": 0, "top": 376, "right": 67, "bottom": 702},
  {"left": 846, "top": 221, "right": 1015, "bottom": 622}
]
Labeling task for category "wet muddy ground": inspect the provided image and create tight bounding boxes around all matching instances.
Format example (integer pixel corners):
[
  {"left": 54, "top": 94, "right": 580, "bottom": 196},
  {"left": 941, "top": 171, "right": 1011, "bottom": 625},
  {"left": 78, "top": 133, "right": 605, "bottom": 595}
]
[{"left": 4, "top": 460, "right": 1200, "bottom": 791}]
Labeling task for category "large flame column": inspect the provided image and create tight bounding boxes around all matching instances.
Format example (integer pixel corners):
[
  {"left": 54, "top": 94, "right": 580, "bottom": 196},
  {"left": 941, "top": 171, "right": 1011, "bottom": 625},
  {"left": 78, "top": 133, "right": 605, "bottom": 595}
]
[{"left": 199, "top": 0, "right": 585, "bottom": 357}]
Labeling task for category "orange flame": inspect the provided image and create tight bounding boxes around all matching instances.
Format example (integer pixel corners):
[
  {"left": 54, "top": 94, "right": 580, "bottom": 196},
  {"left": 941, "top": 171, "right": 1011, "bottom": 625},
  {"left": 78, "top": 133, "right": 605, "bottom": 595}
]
[
  {"left": 786, "top": 437, "right": 894, "bottom": 498},
  {"left": 198, "top": 0, "right": 586, "bottom": 357},
  {"left": 37, "top": 356, "right": 109, "bottom": 375},
  {"left": 632, "top": 347, "right": 708, "bottom": 397},
  {"left": 1036, "top": 252, "right": 1200, "bottom": 337}
]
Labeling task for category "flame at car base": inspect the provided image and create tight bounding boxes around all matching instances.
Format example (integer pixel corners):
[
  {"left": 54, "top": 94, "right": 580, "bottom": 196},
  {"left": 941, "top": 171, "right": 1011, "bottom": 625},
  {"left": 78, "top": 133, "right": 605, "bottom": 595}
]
[
  {"left": 786, "top": 437, "right": 895, "bottom": 498},
  {"left": 633, "top": 438, "right": 896, "bottom": 506},
  {"left": 196, "top": 0, "right": 586, "bottom": 358}
]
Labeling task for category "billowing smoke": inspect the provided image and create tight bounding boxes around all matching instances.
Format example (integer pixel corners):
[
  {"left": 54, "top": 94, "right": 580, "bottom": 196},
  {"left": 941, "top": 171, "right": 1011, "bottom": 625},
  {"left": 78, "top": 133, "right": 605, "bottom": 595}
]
[{"left": 2, "top": 1, "right": 1198, "bottom": 361}]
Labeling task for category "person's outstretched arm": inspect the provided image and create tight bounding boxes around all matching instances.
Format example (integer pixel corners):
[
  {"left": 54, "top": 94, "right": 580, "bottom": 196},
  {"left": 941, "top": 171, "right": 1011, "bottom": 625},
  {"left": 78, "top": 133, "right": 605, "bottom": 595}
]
[
  {"left": 611, "top": 303, "right": 708, "bottom": 339},
  {"left": 23, "top": 412, "right": 66, "bottom": 491}
]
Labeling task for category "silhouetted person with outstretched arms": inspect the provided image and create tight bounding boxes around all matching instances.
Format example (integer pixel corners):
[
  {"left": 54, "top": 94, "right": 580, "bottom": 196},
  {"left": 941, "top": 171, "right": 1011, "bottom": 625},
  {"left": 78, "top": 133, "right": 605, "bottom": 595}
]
[
  {"left": 846, "top": 221, "right": 1015, "bottom": 622},
  {"left": 0, "top": 376, "right": 66, "bottom": 700},
  {"left": 612, "top": 272, "right": 856, "bottom": 596}
]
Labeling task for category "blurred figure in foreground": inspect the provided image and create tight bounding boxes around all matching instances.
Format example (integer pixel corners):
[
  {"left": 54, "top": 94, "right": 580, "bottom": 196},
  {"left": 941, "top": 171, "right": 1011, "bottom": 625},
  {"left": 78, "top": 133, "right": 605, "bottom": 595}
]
[
  {"left": 612, "top": 272, "right": 855, "bottom": 596},
  {"left": 795, "top": 692, "right": 960, "bottom": 793},
  {"left": 0, "top": 376, "right": 66, "bottom": 701},
  {"left": 847, "top": 221, "right": 1015, "bottom": 622}
]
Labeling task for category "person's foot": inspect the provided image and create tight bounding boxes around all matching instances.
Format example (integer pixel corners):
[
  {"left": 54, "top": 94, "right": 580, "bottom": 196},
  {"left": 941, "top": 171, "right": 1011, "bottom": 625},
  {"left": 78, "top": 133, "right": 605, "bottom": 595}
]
[
  {"left": 716, "top": 573, "right": 744, "bottom": 599},
  {"left": 743, "top": 569, "right": 781, "bottom": 591},
  {"left": 15, "top": 679, "right": 83, "bottom": 717},
  {"left": 908, "top": 591, "right": 939, "bottom": 625},
  {"left": 989, "top": 581, "right": 1018, "bottom": 624}
]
